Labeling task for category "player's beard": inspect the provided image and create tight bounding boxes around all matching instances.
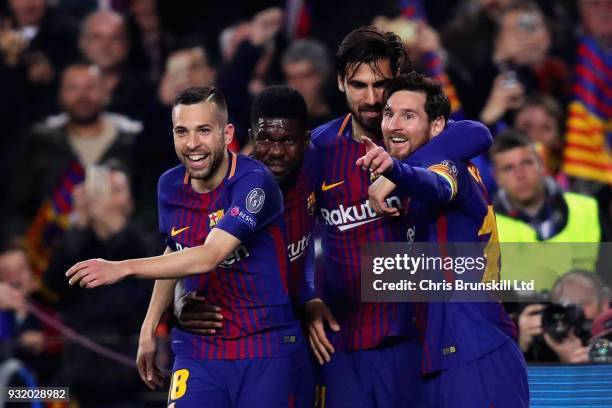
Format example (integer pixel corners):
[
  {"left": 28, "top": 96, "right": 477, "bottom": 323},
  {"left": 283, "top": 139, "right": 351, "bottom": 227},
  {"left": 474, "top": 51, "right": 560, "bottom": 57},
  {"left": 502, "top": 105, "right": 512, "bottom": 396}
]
[
  {"left": 350, "top": 103, "right": 383, "bottom": 136},
  {"left": 184, "top": 144, "right": 225, "bottom": 181}
]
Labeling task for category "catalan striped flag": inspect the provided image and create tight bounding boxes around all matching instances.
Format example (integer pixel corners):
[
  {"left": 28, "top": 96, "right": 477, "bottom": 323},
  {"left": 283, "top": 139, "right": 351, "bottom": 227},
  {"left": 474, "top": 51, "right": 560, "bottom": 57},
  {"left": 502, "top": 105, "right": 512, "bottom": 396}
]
[
  {"left": 422, "top": 51, "right": 465, "bottom": 120},
  {"left": 25, "top": 162, "right": 84, "bottom": 280},
  {"left": 562, "top": 36, "right": 612, "bottom": 183}
]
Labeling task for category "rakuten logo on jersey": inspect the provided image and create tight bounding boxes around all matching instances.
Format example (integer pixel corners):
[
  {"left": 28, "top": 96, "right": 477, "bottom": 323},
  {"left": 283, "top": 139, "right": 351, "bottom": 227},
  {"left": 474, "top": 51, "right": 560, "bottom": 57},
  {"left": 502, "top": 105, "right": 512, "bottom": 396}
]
[
  {"left": 219, "top": 245, "right": 250, "bottom": 268},
  {"left": 288, "top": 233, "right": 311, "bottom": 262},
  {"left": 175, "top": 241, "right": 250, "bottom": 268},
  {"left": 320, "top": 196, "right": 402, "bottom": 231}
]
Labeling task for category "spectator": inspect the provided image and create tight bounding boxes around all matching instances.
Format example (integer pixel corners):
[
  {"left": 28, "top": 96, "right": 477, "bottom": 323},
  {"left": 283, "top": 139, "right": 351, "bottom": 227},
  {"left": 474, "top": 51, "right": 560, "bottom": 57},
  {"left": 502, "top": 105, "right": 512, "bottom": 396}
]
[
  {"left": 518, "top": 270, "right": 610, "bottom": 363},
  {"left": 4, "top": 63, "right": 140, "bottom": 276},
  {"left": 43, "top": 161, "right": 155, "bottom": 406},
  {"left": 216, "top": 6, "right": 284, "bottom": 146},
  {"left": 442, "top": 0, "right": 514, "bottom": 74},
  {"left": 560, "top": 0, "right": 612, "bottom": 195},
  {"left": 579, "top": 0, "right": 612, "bottom": 50},
  {"left": 0, "top": 0, "right": 78, "bottom": 121},
  {"left": 0, "top": 241, "right": 61, "bottom": 385},
  {"left": 126, "top": 0, "right": 171, "bottom": 82},
  {"left": 0, "top": 282, "right": 25, "bottom": 311},
  {"left": 514, "top": 93, "right": 566, "bottom": 185},
  {"left": 448, "top": 1, "right": 571, "bottom": 121},
  {"left": 282, "top": 39, "right": 334, "bottom": 129},
  {"left": 492, "top": 130, "right": 602, "bottom": 290},
  {"left": 79, "top": 9, "right": 154, "bottom": 120}
]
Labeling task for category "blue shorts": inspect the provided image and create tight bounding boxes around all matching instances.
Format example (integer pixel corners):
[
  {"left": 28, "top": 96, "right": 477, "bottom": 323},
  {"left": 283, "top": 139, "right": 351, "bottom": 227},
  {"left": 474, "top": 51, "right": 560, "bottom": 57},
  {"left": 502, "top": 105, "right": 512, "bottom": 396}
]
[
  {"left": 292, "top": 340, "right": 317, "bottom": 408},
  {"left": 425, "top": 339, "right": 529, "bottom": 408},
  {"left": 168, "top": 356, "right": 294, "bottom": 408},
  {"left": 318, "top": 338, "right": 425, "bottom": 408}
]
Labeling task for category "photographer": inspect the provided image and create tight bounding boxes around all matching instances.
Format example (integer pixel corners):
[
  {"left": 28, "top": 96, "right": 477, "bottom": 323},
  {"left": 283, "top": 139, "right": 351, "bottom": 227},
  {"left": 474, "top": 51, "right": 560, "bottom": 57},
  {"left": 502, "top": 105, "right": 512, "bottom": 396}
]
[{"left": 518, "top": 270, "right": 610, "bottom": 363}]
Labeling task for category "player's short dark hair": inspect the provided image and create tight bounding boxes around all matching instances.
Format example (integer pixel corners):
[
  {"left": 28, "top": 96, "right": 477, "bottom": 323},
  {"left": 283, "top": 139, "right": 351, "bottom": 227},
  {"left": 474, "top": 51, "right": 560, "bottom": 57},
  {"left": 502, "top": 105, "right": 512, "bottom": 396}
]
[
  {"left": 174, "top": 86, "right": 228, "bottom": 126},
  {"left": 383, "top": 71, "right": 450, "bottom": 123},
  {"left": 250, "top": 85, "right": 308, "bottom": 131},
  {"left": 490, "top": 129, "right": 534, "bottom": 157},
  {"left": 335, "top": 26, "right": 408, "bottom": 81}
]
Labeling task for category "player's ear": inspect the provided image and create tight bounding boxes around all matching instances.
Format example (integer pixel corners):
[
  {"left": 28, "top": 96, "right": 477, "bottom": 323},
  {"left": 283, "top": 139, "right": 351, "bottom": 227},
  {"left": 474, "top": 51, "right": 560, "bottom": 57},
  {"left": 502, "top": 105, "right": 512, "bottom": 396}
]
[
  {"left": 430, "top": 116, "right": 446, "bottom": 138},
  {"left": 224, "top": 124, "right": 235, "bottom": 146},
  {"left": 337, "top": 74, "right": 346, "bottom": 93}
]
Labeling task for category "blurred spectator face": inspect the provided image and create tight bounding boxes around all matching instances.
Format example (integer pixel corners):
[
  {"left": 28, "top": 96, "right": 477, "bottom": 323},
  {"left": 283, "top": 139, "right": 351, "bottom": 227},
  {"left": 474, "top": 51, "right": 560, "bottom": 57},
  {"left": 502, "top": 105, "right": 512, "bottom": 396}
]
[
  {"left": 551, "top": 274, "right": 609, "bottom": 320},
  {"left": 284, "top": 60, "right": 325, "bottom": 108},
  {"left": 382, "top": 90, "right": 444, "bottom": 159},
  {"left": 172, "top": 102, "right": 229, "bottom": 181},
  {"left": 9, "top": 0, "right": 46, "bottom": 27},
  {"left": 60, "top": 65, "right": 108, "bottom": 125},
  {"left": 497, "top": 9, "right": 551, "bottom": 66},
  {"left": 338, "top": 59, "right": 393, "bottom": 134},
  {"left": 251, "top": 118, "right": 308, "bottom": 182},
  {"left": 130, "top": 0, "right": 159, "bottom": 32},
  {"left": 0, "top": 249, "right": 34, "bottom": 297},
  {"left": 158, "top": 48, "right": 215, "bottom": 106},
  {"left": 580, "top": 0, "right": 612, "bottom": 44},
  {"left": 167, "top": 48, "right": 215, "bottom": 89},
  {"left": 79, "top": 11, "right": 129, "bottom": 70},
  {"left": 493, "top": 145, "right": 545, "bottom": 206},
  {"left": 515, "top": 104, "right": 560, "bottom": 149},
  {"left": 109, "top": 170, "right": 134, "bottom": 217}
]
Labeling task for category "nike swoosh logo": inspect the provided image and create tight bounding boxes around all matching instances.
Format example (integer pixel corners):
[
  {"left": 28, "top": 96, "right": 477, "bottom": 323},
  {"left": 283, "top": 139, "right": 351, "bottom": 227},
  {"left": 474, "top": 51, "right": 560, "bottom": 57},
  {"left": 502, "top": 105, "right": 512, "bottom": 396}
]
[
  {"left": 337, "top": 217, "right": 381, "bottom": 231},
  {"left": 321, "top": 180, "right": 344, "bottom": 191},
  {"left": 171, "top": 226, "right": 190, "bottom": 237}
]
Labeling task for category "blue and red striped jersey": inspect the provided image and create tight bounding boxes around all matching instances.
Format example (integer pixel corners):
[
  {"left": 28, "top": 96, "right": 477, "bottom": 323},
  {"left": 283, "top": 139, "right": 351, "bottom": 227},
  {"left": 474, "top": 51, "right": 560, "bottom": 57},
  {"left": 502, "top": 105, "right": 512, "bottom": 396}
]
[
  {"left": 158, "top": 152, "right": 301, "bottom": 360},
  {"left": 387, "top": 135, "right": 517, "bottom": 374},
  {"left": 282, "top": 144, "right": 319, "bottom": 306},
  {"left": 312, "top": 115, "right": 416, "bottom": 351}
]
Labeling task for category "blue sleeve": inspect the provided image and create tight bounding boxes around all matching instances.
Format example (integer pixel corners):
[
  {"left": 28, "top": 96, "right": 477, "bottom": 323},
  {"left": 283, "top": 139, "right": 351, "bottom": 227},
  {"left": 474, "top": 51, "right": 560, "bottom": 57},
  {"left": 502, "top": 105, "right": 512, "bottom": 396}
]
[
  {"left": 418, "top": 120, "right": 492, "bottom": 161},
  {"left": 385, "top": 158, "right": 458, "bottom": 206},
  {"left": 156, "top": 174, "right": 171, "bottom": 246},
  {"left": 215, "top": 169, "right": 283, "bottom": 241},
  {"left": 298, "top": 237, "right": 316, "bottom": 306}
]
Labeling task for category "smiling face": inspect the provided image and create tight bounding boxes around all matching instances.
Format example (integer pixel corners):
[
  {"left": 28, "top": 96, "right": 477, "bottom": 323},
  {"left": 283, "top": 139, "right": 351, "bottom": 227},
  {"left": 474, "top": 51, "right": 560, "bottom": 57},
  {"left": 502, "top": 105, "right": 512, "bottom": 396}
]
[
  {"left": 382, "top": 90, "right": 445, "bottom": 159},
  {"left": 172, "top": 102, "right": 232, "bottom": 185},
  {"left": 338, "top": 59, "right": 393, "bottom": 137},
  {"left": 251, "top": 118, "right": 309, "bottom": 183}
]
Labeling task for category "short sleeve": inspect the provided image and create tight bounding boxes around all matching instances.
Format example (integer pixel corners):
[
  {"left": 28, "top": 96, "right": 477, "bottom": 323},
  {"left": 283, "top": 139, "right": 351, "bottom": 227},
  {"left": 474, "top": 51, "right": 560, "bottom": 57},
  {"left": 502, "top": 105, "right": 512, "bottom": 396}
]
[{"left": 215, "top": 168, "right": 283, "bottom": 242}]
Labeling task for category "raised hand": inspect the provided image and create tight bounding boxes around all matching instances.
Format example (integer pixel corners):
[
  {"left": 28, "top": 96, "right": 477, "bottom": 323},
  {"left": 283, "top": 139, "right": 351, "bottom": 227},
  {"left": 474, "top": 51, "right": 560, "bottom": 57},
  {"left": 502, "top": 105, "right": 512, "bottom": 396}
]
[{"left": 356, "top": 136, "right": 394, "bottom": 175}]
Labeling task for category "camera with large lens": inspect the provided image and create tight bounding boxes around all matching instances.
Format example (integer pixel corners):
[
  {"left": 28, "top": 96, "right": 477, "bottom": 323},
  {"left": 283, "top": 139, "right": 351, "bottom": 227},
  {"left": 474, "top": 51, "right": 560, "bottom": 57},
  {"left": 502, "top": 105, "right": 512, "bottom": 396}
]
[{"left": 541, "top": 303, "right": 591, "bottom": 342}]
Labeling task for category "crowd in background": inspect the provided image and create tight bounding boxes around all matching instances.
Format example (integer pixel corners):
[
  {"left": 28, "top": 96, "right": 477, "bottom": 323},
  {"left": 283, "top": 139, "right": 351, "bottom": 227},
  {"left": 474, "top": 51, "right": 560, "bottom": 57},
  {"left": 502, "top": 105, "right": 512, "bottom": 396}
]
[{"left": 0, "top": 0, "right": 610, "bottom": 406}]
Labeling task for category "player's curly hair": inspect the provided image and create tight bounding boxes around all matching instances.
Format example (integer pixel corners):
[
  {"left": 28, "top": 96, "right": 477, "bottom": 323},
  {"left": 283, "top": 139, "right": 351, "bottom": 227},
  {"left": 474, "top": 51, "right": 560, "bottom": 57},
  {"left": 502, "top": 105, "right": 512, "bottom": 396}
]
[
  {"left": 383, "top": 71, "right": 450, "bottom": 123},
  {"left": 335, "top": 26, "right": 409, "bottom": 81},
  {"left": 250, "top": 85, "right": 308, "bottom": 131}
]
